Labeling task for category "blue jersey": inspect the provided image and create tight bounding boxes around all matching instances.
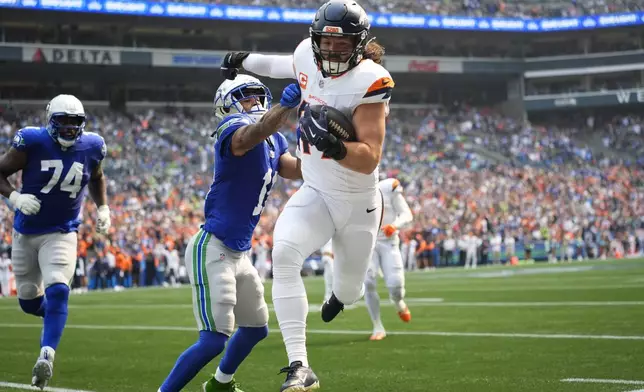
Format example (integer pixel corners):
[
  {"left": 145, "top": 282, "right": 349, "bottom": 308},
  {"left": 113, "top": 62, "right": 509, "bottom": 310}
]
[
  {"left": 11, "top": 127, "right": 106, "bottom": 235},
  {"left": 203, "top": 113, "right": 288, "bottom": 252}
]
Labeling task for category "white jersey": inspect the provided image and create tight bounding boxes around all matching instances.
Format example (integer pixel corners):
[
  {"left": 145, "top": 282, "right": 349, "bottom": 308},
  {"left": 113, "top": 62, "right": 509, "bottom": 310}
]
[
  {"left": 293, "top": 38, "right": 394, "bottom": 196},
  {"left": 377, "top": 178, "right": 413, "bottom": 243}
]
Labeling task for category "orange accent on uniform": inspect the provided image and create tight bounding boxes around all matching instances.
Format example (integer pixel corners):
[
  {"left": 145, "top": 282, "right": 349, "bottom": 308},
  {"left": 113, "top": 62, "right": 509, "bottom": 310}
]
[
  {"left": 365, "top": 77, "right": 395, "bottom": 94},
  {"left": 391, "top": 179, "right": 400, "bottom": 190}
]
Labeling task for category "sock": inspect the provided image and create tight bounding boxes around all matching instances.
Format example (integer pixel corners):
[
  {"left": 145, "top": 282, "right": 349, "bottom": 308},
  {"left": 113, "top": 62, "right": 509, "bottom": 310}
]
[
  {"left": 217, "top": 325, "right": 268, "bottom": 379},
  {"left": 389, "top": 286, "right": 407, "bottom": 312},
  {"left": 272, "top": 243, "right": 309, "bottom": 368},
  {"left": 42, "top": 284, "right": 69, "bottom": 350},
  {"left": 394, "top": 299, "right": 408, "bottom": 313},
  {"left": 19, "top": 296, "right": 46, "bottom": 317},
  {"left": 160, "top": 331, "right": 228, "bottom": 392},
  {"left": 215, "top": 368, "right": 233, "bottom": 384},
  {"left": 322, "top": 259, "right": 334, "bottom": 302},
  {"left": 364, "top": 287, "right": 384, "bottom": 332}
]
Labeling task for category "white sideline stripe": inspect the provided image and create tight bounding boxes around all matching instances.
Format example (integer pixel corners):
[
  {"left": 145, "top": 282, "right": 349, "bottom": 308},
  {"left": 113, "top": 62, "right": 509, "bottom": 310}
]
[
  {"left": 1, "top": 323, "right": 644, "bottom": 341},
  {"left": 4, "top": 299, "right": 644, "bottom": 312},
  {"left": 561, "top": 378, "right": 644, "bottom": 385},
  {"left": 0, "top": 381, "right": 95, "bottom": 392},
  {"left": 403, "top": 300, "right": 644, "bottom": 307}
]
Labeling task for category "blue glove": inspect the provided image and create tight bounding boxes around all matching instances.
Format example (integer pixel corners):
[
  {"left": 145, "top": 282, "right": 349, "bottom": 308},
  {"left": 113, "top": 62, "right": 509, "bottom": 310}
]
[
  {"left": 299, "top": 104, "right": 347, "bottom": 160},
  {"left": 280, "top": 83, "right": 302, "bottom": 108}
]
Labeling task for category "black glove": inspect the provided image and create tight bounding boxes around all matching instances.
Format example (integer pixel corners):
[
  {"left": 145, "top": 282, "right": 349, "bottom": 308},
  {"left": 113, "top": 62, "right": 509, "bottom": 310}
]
[
  {"left": 221, "top": 52, "right": 250, "bottom": 80},
  {"left": 299, "top": 104, "right": 347, "bottom": 161}
]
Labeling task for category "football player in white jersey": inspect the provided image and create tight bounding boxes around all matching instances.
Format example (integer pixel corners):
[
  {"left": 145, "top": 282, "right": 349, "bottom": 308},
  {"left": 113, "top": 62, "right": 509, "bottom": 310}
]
[
  {"left": 364, "top": 177, "right": 413, "bottom": 341},
  {"left": 319, "top": 240, "right": 334, "bottom": 304},
  {"left": 221, "top": 1, "right": 393, "bottom": 390}
]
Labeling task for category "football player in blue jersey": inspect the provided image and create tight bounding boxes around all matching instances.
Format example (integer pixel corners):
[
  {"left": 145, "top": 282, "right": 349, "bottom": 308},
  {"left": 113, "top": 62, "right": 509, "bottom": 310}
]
[
  {"left": 158, "top": 74, "right": 302, "bottom": 392},
  {"left": 0, "top": 94, "right": 110, "bottom": 390}
]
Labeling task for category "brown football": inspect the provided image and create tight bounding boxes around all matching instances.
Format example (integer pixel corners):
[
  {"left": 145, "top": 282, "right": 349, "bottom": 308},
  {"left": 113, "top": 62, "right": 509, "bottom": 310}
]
[{"left": 309, "top": 105, "right": 357, "bottom": 142}]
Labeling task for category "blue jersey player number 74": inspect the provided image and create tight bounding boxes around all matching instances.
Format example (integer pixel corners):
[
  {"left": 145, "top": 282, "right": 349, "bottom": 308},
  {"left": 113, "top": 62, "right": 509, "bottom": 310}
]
[{"left": 0, "top": 94, "right": 111, "bottom": 390}]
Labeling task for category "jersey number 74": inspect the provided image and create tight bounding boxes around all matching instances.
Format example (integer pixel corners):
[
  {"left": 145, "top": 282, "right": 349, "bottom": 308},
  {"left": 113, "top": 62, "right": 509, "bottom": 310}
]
[{"left": 40, "top": 160, "right": 84, "bottom": 198}]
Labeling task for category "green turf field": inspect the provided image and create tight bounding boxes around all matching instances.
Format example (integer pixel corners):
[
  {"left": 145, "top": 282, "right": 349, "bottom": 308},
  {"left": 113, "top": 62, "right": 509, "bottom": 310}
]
[{"left": 1, "top": 259, "right": 643, "bottom": 392}]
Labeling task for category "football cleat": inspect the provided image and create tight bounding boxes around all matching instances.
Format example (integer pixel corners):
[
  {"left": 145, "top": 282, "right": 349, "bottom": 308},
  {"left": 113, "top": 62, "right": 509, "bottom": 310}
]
[
  {"left": 202, "top": 376, "right": 245, "bottom": 392},
  {"left": 320, "top": 292, "right": 344, "bottom": 323},
  {"left": 31, "top": 347, "right": 55, "bottom": 390},
  {"left": 369, "top": 331, "right": 387, "bottom": 341},
  {"left": 398, "top": 307, "right": 412, "bottom": 323},
  {"left": 279, "top": 361, "right": 320, "bottom": 392}
]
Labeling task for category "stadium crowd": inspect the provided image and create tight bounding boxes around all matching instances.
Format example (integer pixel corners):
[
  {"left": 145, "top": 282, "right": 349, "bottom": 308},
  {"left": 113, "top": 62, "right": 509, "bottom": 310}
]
[
  {"left": 1, "top": 103, "right": 643, "bottom": 294},
  {"left": 162, "top": 0, "right": 643, "bottom": 18}
]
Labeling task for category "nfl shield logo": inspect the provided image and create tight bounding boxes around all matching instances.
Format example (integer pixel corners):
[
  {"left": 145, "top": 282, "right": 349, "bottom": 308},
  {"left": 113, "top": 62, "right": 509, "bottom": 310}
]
[
  {"left": 219, "top": 253, "right": 225, "bottom": 261},
  {"left": 319, "top": 79, "right": 324, "bottom": 88}
]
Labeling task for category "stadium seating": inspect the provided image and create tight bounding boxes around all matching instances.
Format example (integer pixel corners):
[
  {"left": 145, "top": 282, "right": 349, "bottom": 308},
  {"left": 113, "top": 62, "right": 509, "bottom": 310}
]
[{"left": 1, "top": 105, "right": 642, "bottom": 287}]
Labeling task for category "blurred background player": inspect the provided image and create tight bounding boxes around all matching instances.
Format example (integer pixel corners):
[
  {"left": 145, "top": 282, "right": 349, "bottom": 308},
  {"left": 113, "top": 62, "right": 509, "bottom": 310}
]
[
  {"left": 253, "top": 227, "right": 272, "bottom": 283},
  {"left": 0, "top": 94, "right": 110, "bottom": 390},
  {"left": 221, "top": 1, "right": 393, "bottom": 389},
  {"left": 158, "top": 75, "right": 302, "bottom": 392},
  {"left": 319, "top": 240, "right": 334, "bottom": 304},
  {"left": 364, "top": 177, "right": 413, "bottom": 341}
]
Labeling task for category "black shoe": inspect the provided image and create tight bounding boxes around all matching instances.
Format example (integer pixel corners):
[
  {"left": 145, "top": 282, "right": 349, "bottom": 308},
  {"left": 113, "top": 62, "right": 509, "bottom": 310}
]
[
  {"left": 278, "top": 361, "right": 320, "bottom": 392},
  {"left": 321, "top": 292, "right": 344, "bottom": 323}
]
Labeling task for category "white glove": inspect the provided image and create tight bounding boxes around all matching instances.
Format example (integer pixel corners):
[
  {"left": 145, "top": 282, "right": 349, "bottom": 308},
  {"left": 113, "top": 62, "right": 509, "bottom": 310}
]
[
  {"left": 9, "top": 191, "right": 41, "bottom": 216},
  {"left": 96, "top": 205, "right": 111, "bottom": 235}
]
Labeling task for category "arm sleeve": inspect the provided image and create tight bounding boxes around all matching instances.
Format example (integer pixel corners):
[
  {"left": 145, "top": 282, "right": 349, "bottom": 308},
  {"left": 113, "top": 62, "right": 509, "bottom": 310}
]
[
  {"left": 391, "top": 191, "right": 413, "bottom": 229},
  {"left": 243, "top": 54, "right": 296, "bottom": 79}
]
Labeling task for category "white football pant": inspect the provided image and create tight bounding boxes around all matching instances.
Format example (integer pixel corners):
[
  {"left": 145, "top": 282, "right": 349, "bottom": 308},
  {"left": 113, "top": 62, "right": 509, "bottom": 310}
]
[{"left": 271, "top": 184, "right": 381, "bottom": 367}]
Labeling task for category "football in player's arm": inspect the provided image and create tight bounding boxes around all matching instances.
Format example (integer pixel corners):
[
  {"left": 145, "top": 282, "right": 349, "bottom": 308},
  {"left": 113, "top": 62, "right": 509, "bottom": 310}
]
[
  {"left": 221, "top": 1, "right": 393, "bottom": 391},
  {"left": 221, "top": 39, "right": 391, "bottom": 177}
]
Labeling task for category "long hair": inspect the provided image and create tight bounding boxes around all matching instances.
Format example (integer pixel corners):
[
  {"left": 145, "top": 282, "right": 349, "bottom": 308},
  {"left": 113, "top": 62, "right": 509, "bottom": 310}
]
[{"left": 363, "top": 40, "right": 385, "bottom": 64}]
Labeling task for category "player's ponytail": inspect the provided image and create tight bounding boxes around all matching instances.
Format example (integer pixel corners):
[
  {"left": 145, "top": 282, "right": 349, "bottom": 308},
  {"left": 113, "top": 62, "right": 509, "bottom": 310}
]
[{"left": 364, "top": 40, "right": 385, "bottom": 65}]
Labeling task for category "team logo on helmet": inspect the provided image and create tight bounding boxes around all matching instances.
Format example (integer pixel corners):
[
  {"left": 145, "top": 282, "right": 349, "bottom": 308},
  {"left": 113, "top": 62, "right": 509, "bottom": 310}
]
[{"left": 323, "top": 26, "right": 343, "bottom": 33}]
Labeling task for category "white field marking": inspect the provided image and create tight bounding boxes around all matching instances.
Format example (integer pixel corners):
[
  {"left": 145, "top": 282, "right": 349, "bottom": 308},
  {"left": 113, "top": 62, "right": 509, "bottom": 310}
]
[
  {"left": 414, "top": 284, "right": 644, "bottom": 292},
  {"left": 0, "top": 381, "right": 96, "bottom": 392},
  {"left": 3, "top": 298, "right": 644, "bottom": 312},
  {"left": 1, "top": 323, "right": 644, "bottom": 341},
  {"left": 561, "top": 378, "right": 644, "bottom": 385}
]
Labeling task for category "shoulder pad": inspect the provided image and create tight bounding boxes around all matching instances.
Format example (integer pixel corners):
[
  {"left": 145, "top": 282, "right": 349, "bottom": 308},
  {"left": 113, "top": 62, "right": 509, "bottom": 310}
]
[
  {"left": 379, "top": 178, "right": 402, "bottom": 193},
  {"left": 356, "top": 62, "right": 394, "bottom": 101},
  {"left": 215, "top": 114, "right": 252, "bottom": 139},
  {"left": 11, "top": 127, "right": 42, "bottom": 151},
  {"left": 83, "top": 132, "right": 107, "bottom": 158},
  {"left": 294, "top": 38, "right": 312, "bottom": 58}
]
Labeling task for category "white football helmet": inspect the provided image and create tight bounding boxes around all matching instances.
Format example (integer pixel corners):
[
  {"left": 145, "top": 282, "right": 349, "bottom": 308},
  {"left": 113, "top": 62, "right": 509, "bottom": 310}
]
[
  {"left": 213, "top": 74, "right": 272, "bottom": 124},
  {"left": 45, "top": 94, "right": 86, "bottom": 148}
]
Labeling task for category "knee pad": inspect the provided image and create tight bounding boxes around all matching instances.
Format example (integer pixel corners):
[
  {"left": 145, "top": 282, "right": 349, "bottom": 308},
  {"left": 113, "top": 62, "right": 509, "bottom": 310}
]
[
  {"left": 45, "top": 283, "right": 70, "bottom": 314},
  {"left": 18, "top": 283, "right": 41, "bottom": 301},
  {"left": 388, "top": 286, "right": 405, "bottom": 303},
  {"left": 271, "top": 243, "right": 304, "bottom": 282},
  {"left": 237, "top": 325, "right": 269, "bottom": 343},
  {"left": 198, "top": 330, "right": 228, "bottom": 356},
  {"left": 19, "top": 296, "right": 45, "bottom": 317}
]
